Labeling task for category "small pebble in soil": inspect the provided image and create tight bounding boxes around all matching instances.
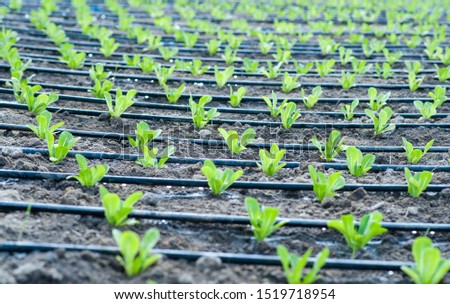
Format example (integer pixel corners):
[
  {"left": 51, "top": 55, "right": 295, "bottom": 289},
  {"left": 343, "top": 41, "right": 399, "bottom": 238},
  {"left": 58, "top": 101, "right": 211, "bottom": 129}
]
[
  {"left": 98, "top": 113, "right": 110, "bottom": 121},
  {"left": 195, "top": 255, "right": 222, "bottom": 271}
]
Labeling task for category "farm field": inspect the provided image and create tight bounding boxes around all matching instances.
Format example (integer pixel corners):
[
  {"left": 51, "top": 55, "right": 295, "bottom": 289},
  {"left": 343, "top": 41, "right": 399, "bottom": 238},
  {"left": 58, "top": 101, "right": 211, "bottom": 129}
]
[{"left": 0, "top": 0, "right": 450, "bottom": 284}]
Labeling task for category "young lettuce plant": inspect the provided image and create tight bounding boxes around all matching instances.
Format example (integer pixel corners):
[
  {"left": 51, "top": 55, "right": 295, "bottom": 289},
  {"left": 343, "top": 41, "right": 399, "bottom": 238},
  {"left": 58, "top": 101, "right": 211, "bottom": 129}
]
[
  {"left": 301, "top": 86, "right": 322, "bottom": 109},
  {"left": 341, "top": 99, "right": 359, "bottom": 121},
  {"left": 68, "top": 154, "right": 109, "bottom": 187},
  {"left": 163, "top": 83, "right": 186, "bottom": 103},
  {"left": 368, "top": 87, "right": 390, "bottom": 111},
  {"left": 281, "top": 72, "right": 301, "bottom": 93},
  {"left": 346, "top": 146, "right": 375, "bottom": 177},
  {"left": 260, "top": 61, "right": 282, "bottom": 79},
  {"left": 158, "top": 46, "right": 178, "bottom": 61},
  {"left": 100, "top": 186, "right": 142, "bottom": 226},
  {"left": 205, "top": 39, "right": 221, "bottom": 55},
  {"left": 229, "top": 86, "right": 246, "bottom": 108},
  {"left": 221, "top": 47, "right": 240, "bottom": 65},
  {"left": 408, "top": 72, "right": 424, "bottom": 91},
  {"left": 90, "top": 79, "right": 114, "bottom": 99},
  {"left": 26, "top": 91, "right": 59, "bottom": 115},
  {"left": 311, "top": 130, "right": 346, "bottom": 162},
  {"left": 315, "top": 59, "right": 335, "bottom": 77},
  {"left": 339, "top": 46, "right": 355, "bottom": 65},
  {"left": 338, "top": 71, "right": 356, "bottom": 90},
  {"left": 136, "top": 146, "right": 175, "bottom": 168},
  {"left": 280, "top": 102, "right": 301, "bottom": 129},
  {"left": 89, "top": 63, "right": 111, "bottom": 81},
  {"left": 352, "top": 59, "right": 372, "bottom": 75},
  {"left": 403, "top": 138, "right": 434, "bottom": 164},
  {"left": 365, "top": 107, "right": 396, "bottom": 136},
  {"left": 277, "top": 245, "right": 329, "bottom": 284},
  {"left": 123, "top": 54, "right": 140, "bottom": 67},
  {"left": 375, "top": 62, "right": 394, "bottom": 79},
  {"left": 293, "top": 61, "right": 313, "bottom": 75},
  {"left": 262, "top": 91, "right": 288, "bottom": 117},
  {"left": 153, "top": 64, "right": 175, "bottom": 86},
  {"left": 214, "top": 66, "right": 234, "bottom": 88},
  {"left": 308, "top": 165, "right": 345, "bottom": 203},
  {"left": 405, "top": 61, "right": 422, "bottom": 74},
  {"left": 218, "top": 128, "right": 256, "bottom": 154},
  {"left": 46, "top": 131, "right": 80, "bottom": 164},
  {"left": 105, "top": 88, "right": 136, "bottom": 117},
  {"left": 401, "top": 236, "right": 450, "bottom": 284},
  {"left": 435, "top": 65, "right": 450, "bottom": 82},
  {"left": 405, "top": 168, "right": 433, "bottom": 198},
  {"left": 383, "top": 49, "right": 403, "bottom": 64},
  {"left": 257, "top": 144, "right": 286, "bottom": 177},
  {"left": 245, "top": 197, "right": 286, "bottom": 241},
  {"left": 201, "top": 160, "right": 243, "bottom": 195},
  {"left": 99, "top": 37, "right": 120, "bottom": 58},
  {"left": 27, "top": 111, "right": 64, "bottom": 140},
  {"left": 189, "top": 95, "right": 219, "bottom": 128},
  {"left": 139, "top": 57, "right": 156, "bottom": 73},
  {"left": 242, "top": 58, "right": 259, "bottom": 73},
  {"left": 128, "top": 121, "right": 161, "bottom": 150},
  {"left": 428, "top": 86, "right": 447, "bottom": 107},
  {"left": 327, "top": 212, "right": 387, "bottom": 258},
  {"left": 190, "top": 59, "right": 210, "bottom": 76},
  {"left": 112, "top": 228, "right": 161, "bottom": 277}
]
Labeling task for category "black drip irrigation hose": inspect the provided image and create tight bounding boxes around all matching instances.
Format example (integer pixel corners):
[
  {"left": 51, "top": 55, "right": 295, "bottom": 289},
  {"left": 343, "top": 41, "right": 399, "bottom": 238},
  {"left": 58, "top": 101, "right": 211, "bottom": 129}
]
[
  {"left": 1, "top": 201, "right": 449, "bottom": 231},
  {"left": 0, "top": 241, "right": 413, "bottom": 270},
  {"left": 3, "top": 146, "right": 450, "bottom": 172},
  {"left": 2, "top": 102, "right": 450, "bottom": 129},
  {"left": 0, "top": 79, "right": 438, "bottom": 103},
  {"left": 0, "top": 168, "right": 449, "bottom": 192},
  {"left": 1, "top": 123, "right": 448, "bottom": 153}
]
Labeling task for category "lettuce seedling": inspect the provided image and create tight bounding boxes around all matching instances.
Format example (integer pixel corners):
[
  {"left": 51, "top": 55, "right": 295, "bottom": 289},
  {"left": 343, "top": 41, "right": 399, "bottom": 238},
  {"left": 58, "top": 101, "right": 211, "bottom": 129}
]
[
  {"left": 405, "top": 168, "right": 433, "bottom": 197},
  {"left": 174, "top": 59, "right": 191, "bottom": 71},
  {"left": 259, "top": 41, "right": 273, "bottom": 55},
  {"left": 218, "top": 128, "right": 256, "bottom": 154},
  {"left": 26, "top": 90, "right": 59, "bottom": 115},
  {"left": 189, "top": 95, "right": 219, "bottom": 129},
  {"left": 245, "top": 197, "right": 286, "bottom": 241},
  {"left": 89, "top": 63, "right": 111, "bottom": 81},
  {"left": 99, "top": 37, "right": 120, "bottom": 58},
  {"left": 315, "top": 59, "right": 335, "bottom": 77},
  {"left": 298, "top": 32, "right": 313, "bottom": 43},
  {"left": 27, "top": 111, "right": 64, "bottom": 140},
  {"left": 308, "top": 165, "right": 345, "bottom": 202},
  {"left": 190, "top": 59, "right": 210, "bottom": 76},
  {"left": 383, "top": 49, "right": 402, "bottom": 64},
  {"left": 401, "top": 236, "right": 450, "bottom": 284},
  {"left": 136, "top": 146, "right": 175, "bottom": 168},
  {"left": 375, "top": 62, "right": 394, "bottom": 79},
  {"left": 44, "top": 23, "right": 68, "bottom": 45},
  {"left": 365, "top": 107, "right": 396, "bottom": 136},
  {"left": 311, "top": 130, "right": 346, "bottom": 162},
  {"left": 262, "top": 91, "right": 288, "bottom": 117},
  {"left": 8, "top": 78, "right": 40, "bottom": 104},
  {"left": 301, "top": 86, "right": 322, "bottom": 109},
  {"left": 435, "top": 65, "right": 450, "bottom": 82},
  {"left": 339, "top": 46, "right": 355, "bottom": 65},
  {"left": 153, "top": 64, "right": 175, "bottom": 86},
  {"left": 327, "top": 212, "right": 387, "bottom": 258},
  {"left": 123, "top": 54, "right": 140, "bottom": 67},
  {"left": 257, "top": 143, "right": 286, "bottom": 177},
  {"left": 405, "top": 61, "right": 422, "bottom": 74},
  {"left": 139, "top": 56, "right": 156, "bottom": 73},
  {"left": 403, "top": 138, "right": 434, "bottom": 164},
  {"left": 293, "top": 61, "right": 313, "bottom": 75},
  {"left": 58, "top": 43, "right": 86, "bottom": 69},
  {"left": 277, "top": 245, "right": 329, "bottom": 284},
  {"left": 368, "top": 87, "right": 390, "bottom": 111},
  {"left": 351, "top": 59, "right": 372, "bottom": 75},
  {"left": 214, "top": 66, "right": 234, "bottom": 88},
  {"left": 317, "top": 36, "right": 339, "bottom": 55},
  {"left": 340, "top": 99, "right": 359, "bottom": 121},
  {"left": 91, "top": 79, "right": 114, "bottom": 99},
  {"left": 438, "top": 47, "right": 450, "bottom": 65},
  {"left": 280, "top": 102, "right": 301, "bottom": 129},
  {"left": 272, "top": 48, "right": 291, "bottom": 64},
  {"left": 281, "top": 72, "right": 301, "bottom": 93},
  {"left": 221, "top": 47, "right": 240, "bottom": 65},
  {"left": 346, "top": 146, "right": 375, "bottom": 177},
  {"left": 163, "top": 83, "right": 186, "bottom": 103},
  {"left": 113, "top": 228, "right": 162, "bottom": 277},
  {"left": 46, "top": 131, "right": 80, "bottom": 164},
  {"left": 128, "top": 121, "right": 161, "bottom": 149},
  {"left": 339, "top": 71, "right": 356, "bottom": 90},
  {"left": 408, "top": 72, "right": 424, "bottom": 91},
  {"left": 0, "top": 28, "right": 18, "bottom": 60},
  {"left": 242, "top": 58, "right": 259, "bottom": 73},
  {"left": 145, "top": 34, "right": 162, "bottom": 50},
  {"left": 105, "top": 88, "right": 136, "bottom": 117},
  {"left": 180, "top": 31, "right": 198, "bottom": 48},
  {"left": 414, "top": 100, "right": 438, "bottom": 119},
  {"left": 428, "top": 86, "right": 447, "bottom": 107},
  {"left": 205, "top": 39, "right": 221, "bottom": 55},
  {"left": 68, "top": 154, "right": 109, "bottom": 187},
  {"left": 260, "top": 61, "right": 282, "bottom": 79},
  {"left": 201, "top": 160, "right": 243, "bottom": 195},
  {"left": 229, "top": 86, "right": 246, "bottom": 108},
  {"left": 100, "top": 186, "right": 142, "bottom": 226}
]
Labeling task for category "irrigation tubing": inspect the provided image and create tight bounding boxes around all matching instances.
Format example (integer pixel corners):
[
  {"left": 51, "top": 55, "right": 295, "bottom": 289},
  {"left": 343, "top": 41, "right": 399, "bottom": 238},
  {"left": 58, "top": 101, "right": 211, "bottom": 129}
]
[
  {"left": 0, "top": 80, "right": 439, "bottom": 104},
  {"left": 4, "top": 146, "right": 450, "bottom": 172},
  {"left": 1, "top": 201, "right": 449, "bottom": 231},
  {"left": 0, "top": 169, "right": 449, "bottom": 192},
  {"left": 3, "top": 102, "right": 450, "bottom": 129},
  {"left": 0, "top": 241, "right": 413, "bottom": 270},
  {"left": 1, "top": 123, "right": 448, "bottom": 153}
]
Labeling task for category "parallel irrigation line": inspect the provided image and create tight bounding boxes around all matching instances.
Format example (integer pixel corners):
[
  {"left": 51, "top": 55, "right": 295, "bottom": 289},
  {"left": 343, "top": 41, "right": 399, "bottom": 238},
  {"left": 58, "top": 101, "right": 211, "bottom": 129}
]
[
  {"left": 0, "top": 241, "right": 413, "bottom": 270},
  {"left": 13, "top": 42, "right": 447, "bottom": 65},
  {"left": 1, "top": 97, "right": 447, "bottom": 121},
  {"left": 0, "top": 169, "right": 449, "bottom": 192},
  {"left": 1, "top": 123, "right": 448, "bottom": 153},
  {"left": 4, "top": 146, "right": 450, "bottom": 172},
  {"left": 1, "top": 103, "right": 450, "bottom": 129},
  {"left": 0, "top": 82, "right": 439, "bottom": 104},
  {"left": 1, "top": 201, "right": 449, "bottom": 231}
]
